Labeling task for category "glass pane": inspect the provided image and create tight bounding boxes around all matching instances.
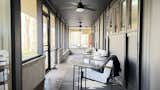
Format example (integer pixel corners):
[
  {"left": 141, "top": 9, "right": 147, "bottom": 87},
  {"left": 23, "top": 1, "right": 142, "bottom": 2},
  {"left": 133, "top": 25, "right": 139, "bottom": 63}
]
[
  {"left": 61, "top": 23, "right": 63, "bottom": 48},
  {"left": 44, "top": 51, "right": 48, "bottom": 70},
  {"left": 69, "top": 30, "right": 81, "bottom": 48},
  {"left": 131, "top": 0, "right": 138, "bottom": 30},
  {"left": 109, "top": 10, "right": 113, "bottom": 32},
  {"left": 115, "top": 7, "right": 120, "bottom": 32},
  {"left": 69, "top": 28, "right": 91, "bottom": 48},
  {"left": 50, "top": 13, "right": 56, "bottom": 68},
  {"left": 50, "top": 13, "right": 55, "bottom": 49},
  {"left": 0, "top": 0, "right": 11, "bottom": 90},
  {"left": 43, "top": 16, "right": 48, "bottom": 51},
  {"left": 96, "top": 21, "right": 99, "bottom": 48},
  {"left": 81, "top": 29, "right": 92, "bottom": 48},
  {"left": 43, "top": 5, "right": 48, "bottom": 14},
  {"left": 43, "top": 16, "right": 48, "bottom": 70},
  {"left": 100, "top": 14, "right": 104, "bottom": 48},
  {"left": 21, "top": 0, "right": 38, "bottom": 60},
  {"left": 121, "top": 0, "right": 126, "bottom": 31}
]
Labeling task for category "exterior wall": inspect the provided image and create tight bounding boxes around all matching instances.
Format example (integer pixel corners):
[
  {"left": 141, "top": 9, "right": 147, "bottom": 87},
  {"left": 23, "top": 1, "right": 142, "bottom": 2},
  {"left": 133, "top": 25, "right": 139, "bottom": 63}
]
[
  {"left": 127, "top": 31, "right": 138, "bottom": 90},
  {"left": 109, "top": 34, "right": 126, "bottom": 85}
]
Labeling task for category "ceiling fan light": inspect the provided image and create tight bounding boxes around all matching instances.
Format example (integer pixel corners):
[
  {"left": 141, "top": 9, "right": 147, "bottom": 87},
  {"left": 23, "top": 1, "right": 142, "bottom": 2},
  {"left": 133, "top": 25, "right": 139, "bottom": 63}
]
[{"left": 76, "top": 8, "right": 84, "bottom": 12}]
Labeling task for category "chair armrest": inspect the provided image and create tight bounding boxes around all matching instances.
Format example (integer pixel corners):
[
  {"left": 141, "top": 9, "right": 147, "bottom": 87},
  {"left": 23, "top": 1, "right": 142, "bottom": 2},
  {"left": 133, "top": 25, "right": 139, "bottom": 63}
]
[{"left": 104, "top": 66, "right": 112, "bottom": 69}]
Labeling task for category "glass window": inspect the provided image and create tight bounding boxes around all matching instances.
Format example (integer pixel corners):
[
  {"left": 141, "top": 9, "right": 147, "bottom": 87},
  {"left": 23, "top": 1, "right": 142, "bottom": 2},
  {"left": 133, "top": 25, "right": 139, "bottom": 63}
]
[
  {"left": 69, "top": 28, "right": 91, "bottom": 48},
  {"left": 61, "top": 22, "right": 63, "bottom": 48},
  {"left": 115, "top": 7, "right": 120, "bottom": 32},
  {"left": 42, "top": 5, "right": 48, "bottom": 14},
  {"left": 81, "top": 29, "right": 92, "bottom": 48},
  {"left": 100, "top": 14, "right": 104, "bottom": 49},
  {"left": 43, "top": 16, "right": 48, "bottom": 51},
  {"left": 21, "top": 0, "right": 38, "bottom": 60},
  {"left": 62, "top": 24, "right": 65, "bottom": 49},
  {"left": 43, "top": 15, "right": 48, "bottom": 70},
  {"left": 106, "top": 10, "right": 110, "bottom": 33},
  {"left": 69, "top": 29, "right": 81, "bottom": 48},
  {"left": 131, "top": 0, "right": 138, "bottom": 30},
  {"left": 0, "top": 0, "right": 12, "bottom": 89},
  {"left": 109, "top": 10, "right": 113, "bottom": 33},
  {"left": 121, "top": 0, "right": 126, "bottom": 31},
  {"left": 50, "top": 13, "right": 55, "bottom": 49},
  {"left": 95, "top": 21, "right": 99, "bottom": 48}
]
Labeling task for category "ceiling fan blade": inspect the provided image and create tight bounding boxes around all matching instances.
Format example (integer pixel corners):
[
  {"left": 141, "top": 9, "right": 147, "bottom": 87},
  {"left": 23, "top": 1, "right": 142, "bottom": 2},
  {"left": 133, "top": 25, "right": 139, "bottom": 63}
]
[
  {"left": 83, "top": 6, "right": 96, "bottom": 11},
  {"left": 64, "top": 2, "right": 78, "bottom": 6},
  {"left": 60, "top": 6, "right": 76, "bottom": 10}
]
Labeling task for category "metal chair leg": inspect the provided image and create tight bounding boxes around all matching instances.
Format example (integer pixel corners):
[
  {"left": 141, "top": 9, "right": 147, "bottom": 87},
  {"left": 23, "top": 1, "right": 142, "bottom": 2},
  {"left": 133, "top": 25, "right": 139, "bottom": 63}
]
[
  {"left": 73, "top": 65, "right": 75, "bottom": 90},
  {"left": 3, "top": 71, "right": 5, "bottom": 90},
  {"left": 85, "top": 68, "right": 86, "bottom": 90},
  {"left": 80, "top": 67, "right": 83, "bottom": 90},
  {"left": 78, "top": 66, "right": 80, "bottom": 90}
]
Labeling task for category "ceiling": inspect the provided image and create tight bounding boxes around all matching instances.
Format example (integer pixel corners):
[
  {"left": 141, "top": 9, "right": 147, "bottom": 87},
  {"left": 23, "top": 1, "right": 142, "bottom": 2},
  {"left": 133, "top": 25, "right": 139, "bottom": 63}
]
[{"left": 50, "top": 0, "right": 111, "bottom": 27}]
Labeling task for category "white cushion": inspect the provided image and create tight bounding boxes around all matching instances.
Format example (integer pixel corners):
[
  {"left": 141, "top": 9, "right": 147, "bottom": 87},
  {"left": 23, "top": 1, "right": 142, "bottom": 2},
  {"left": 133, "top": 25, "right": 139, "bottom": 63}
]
[
  {"left": 93, "top": 49, "right": 107, "bottom": 57},
  {"left": 85, "top": 48, "right": 92, "bottom": 53}
]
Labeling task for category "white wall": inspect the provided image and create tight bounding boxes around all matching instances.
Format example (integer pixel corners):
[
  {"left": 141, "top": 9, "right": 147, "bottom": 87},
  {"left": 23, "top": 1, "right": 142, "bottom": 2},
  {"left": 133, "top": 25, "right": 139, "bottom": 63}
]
[
  {"left": 109, "top": 34, "right": 126, "bottom": 85},
  {"left": 22, "top": 56, "right": 45, "bottom": 90},
  {"left": 142, "top": 0, "right": 160, "bottom": 90}
]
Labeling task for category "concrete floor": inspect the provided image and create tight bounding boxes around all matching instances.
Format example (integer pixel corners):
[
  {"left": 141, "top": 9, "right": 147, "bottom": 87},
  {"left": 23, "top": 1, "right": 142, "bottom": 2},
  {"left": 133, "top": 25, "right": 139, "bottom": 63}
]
[{"left": 36, "top": 54, "right": 124, "bottom": 90}]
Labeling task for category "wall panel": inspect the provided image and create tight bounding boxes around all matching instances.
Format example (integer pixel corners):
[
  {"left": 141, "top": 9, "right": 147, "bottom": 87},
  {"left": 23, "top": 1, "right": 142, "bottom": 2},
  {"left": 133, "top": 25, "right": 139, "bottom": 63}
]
[
  {"left": 109, "top": 34, "right": 126, "bottom": 85},
  {"left": 127, "top": 31, "right": 138, "bottom": 90}
]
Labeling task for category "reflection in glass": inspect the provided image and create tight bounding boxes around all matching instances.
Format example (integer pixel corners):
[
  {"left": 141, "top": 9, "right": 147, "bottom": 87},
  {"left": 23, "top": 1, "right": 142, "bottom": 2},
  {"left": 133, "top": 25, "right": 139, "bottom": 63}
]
[
  {"left": 43, "top": 16, "right": 49, "bottom": 70},
  {"left": 0, "top": 0, "right": 11, "bottom": 90},
  {"left": 50, "top": 13, "right": 56, "bottom": 68},
  {"left": 21, "top": 0, "right": 38, "bottom": 60},
  {"left": 109, "top": 10, "right": 113, "bottom": 33},
  {"left": 100, "top": 14, "right": 104, "bottom": 49},
  {"left": 115, "top": 7, "right": 120, "bottom": 32},
  {"left": 50, "top": 13, "right": 55, "bottom": 49},
  {"left": 131, "top": 0, "right": 138, "bottom": 30},
  {"left": 121, "top": 0, "right": 126, "bottom": 31},
  {"left": 43, "top": 16, "right": 48, "bottom": 51},
  {"left": 43, "top": 5, "right": 48, "bottom": 14}
]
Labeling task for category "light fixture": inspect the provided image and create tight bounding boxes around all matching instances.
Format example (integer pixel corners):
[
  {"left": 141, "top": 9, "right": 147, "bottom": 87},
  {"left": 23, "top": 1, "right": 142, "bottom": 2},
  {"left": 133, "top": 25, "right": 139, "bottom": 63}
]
[{"left": 76, "top": 8, "right": 84, "bottom": 12}]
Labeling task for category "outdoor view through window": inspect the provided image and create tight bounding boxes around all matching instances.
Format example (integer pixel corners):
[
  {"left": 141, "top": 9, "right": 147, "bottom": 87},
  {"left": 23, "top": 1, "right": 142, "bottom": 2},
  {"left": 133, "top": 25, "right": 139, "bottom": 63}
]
[
  {"left": 69, "top": 27, "right": 92, "bottom": 48},
  {"left": 21, "top": 0, "right": 38, "bottom": 60}
]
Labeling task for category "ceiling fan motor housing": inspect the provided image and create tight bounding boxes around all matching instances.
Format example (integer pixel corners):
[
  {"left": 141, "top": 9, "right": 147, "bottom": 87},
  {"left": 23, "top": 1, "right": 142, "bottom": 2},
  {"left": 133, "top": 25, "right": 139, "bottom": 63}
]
[{"left": 77, "top": 2, "right": 84, "bottom": 8}]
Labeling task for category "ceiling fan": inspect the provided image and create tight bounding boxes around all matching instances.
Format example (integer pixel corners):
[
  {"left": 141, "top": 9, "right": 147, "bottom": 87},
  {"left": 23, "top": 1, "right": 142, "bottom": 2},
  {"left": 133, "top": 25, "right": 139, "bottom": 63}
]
[
  {"left": 63, "top": 0, "right": 96, "bottom": 12},
  {"left": 71, "top": 21, "right": 83, "bottom": 28}
]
